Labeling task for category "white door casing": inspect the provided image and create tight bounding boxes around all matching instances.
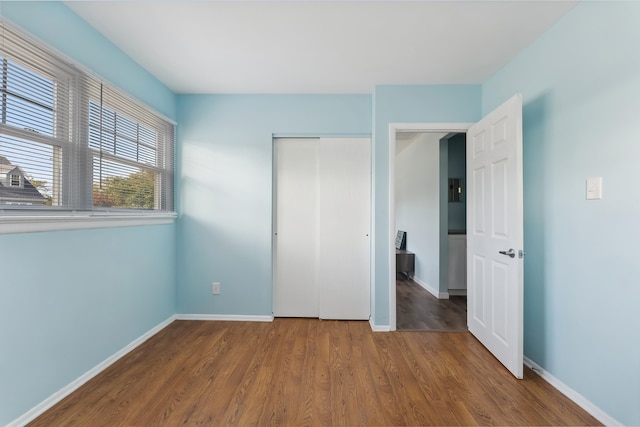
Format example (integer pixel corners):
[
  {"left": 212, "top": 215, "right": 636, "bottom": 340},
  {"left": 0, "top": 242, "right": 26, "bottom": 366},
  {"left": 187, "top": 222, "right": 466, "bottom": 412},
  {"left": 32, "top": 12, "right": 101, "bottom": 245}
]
[
  {"left": 274, "top": 138, "right": 371, "bottom": 320},
  {"left": 387, "top": 123, "right": 473, "bottom": 331},
  {"left": 467, "top": 94, "right": 524, "bottom": 378}
]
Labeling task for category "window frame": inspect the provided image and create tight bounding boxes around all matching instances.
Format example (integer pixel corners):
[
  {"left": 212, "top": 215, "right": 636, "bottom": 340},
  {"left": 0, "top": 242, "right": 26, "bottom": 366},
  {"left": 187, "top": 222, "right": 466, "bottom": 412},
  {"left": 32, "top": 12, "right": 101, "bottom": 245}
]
[
  {"left": 0, "top": 19, "right": 177, "bottom": 234},
  {"left": 9, "top": 173, "right": 21, "bottom": 187}
]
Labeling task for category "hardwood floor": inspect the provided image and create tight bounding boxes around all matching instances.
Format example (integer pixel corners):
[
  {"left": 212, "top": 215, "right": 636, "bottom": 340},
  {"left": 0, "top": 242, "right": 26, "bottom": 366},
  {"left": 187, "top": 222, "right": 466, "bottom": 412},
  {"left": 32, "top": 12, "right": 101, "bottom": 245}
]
[
  {"left": 31, "top": 319, "right": 601, "bottom": 426},
  {"left": 396, "top": 276, "right": 467, "bottom": 331}
]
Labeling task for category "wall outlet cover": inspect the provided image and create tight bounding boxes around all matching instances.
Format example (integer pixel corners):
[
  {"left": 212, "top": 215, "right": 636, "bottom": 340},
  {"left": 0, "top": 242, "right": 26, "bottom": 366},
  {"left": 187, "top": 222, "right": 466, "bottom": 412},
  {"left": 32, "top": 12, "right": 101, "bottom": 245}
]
[
  {"left": 212, "top": 282, "right": 221, "bottom": 295},
  {"left": 586, "top": 177, "right": 602, "bottom": 200}
]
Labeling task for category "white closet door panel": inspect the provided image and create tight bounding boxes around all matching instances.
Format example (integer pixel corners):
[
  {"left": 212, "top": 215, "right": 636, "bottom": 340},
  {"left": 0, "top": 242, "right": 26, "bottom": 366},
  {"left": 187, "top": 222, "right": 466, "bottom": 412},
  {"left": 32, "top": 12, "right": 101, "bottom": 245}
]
[
  {"left": 273, "top": 139, "right": 319, "bottom": 317},
  {"left": 318, "top": 138, "right": 371, "bottom": 320}
]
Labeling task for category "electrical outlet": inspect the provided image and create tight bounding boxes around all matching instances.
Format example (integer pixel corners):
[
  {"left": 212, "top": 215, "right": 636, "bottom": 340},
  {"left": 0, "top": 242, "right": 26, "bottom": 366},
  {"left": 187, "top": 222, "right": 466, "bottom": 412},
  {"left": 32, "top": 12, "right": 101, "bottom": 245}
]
[
  {"left": 212, "top": 282, "right": 221, "bottom": 295},
  {"left": 586, "top": 177, "right": 602, "bottom": 200}
]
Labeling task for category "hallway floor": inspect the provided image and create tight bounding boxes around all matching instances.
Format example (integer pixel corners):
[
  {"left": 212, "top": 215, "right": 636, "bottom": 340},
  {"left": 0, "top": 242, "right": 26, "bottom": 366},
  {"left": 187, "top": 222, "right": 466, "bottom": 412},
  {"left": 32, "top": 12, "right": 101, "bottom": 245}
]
[{"left": 396, "top": 275, "right": 467, "bottom": 331}]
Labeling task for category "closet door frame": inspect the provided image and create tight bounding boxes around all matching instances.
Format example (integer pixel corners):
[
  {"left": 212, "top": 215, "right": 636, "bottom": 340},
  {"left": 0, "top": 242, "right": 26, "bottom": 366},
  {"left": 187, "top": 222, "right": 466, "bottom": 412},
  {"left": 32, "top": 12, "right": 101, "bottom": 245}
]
[{"left": 272, "top": 137, "right": 371, "bottom": 320}]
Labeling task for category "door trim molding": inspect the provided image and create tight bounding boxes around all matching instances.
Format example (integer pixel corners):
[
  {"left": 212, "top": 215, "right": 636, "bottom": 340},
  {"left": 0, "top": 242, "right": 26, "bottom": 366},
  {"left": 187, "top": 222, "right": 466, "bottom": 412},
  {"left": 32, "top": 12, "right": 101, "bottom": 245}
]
[
  {"left": 273, "top": 137, "right": 372, "bottom": 319},
  {"left": 369, "top": 316, "right": 391, "bottom": 332},
  {"left": 388, "top": 123, "right": 472, "bottom": 331}
]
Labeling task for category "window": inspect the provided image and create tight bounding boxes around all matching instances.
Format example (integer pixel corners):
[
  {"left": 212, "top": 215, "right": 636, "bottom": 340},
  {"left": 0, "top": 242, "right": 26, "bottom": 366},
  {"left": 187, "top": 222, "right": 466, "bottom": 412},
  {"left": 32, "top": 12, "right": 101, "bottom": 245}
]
[
  {"left": 0, "top": 20, "right": 174, "bottom": 220},
  {"left": 86, "top": 86, "right": 174, "bottom": 211},
  {"left": 9, "top": 174, "right": 20, "bottom": 186},
  {"left": 0, "top": 52, "right": 68, "bottom": 207}
]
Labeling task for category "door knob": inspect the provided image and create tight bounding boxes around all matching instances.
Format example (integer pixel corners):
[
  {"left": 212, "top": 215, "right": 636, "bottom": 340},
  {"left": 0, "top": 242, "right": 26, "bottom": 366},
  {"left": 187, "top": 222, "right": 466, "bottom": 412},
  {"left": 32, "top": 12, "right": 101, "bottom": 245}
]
[{"left": 499, "top": 248, "right": 516, "bottom": 258}]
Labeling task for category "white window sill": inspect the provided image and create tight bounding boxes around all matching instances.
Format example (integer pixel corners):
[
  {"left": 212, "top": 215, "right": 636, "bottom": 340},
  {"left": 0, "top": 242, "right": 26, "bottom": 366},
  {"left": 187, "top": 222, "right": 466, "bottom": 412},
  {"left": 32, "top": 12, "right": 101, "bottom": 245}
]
[{"left": 0, "top": 212, "right": 177, "bottom": 234}]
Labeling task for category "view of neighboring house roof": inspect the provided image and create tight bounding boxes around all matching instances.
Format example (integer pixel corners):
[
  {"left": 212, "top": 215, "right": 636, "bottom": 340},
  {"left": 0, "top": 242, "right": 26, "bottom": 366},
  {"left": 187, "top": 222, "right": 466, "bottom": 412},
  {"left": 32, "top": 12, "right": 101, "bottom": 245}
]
[{"left": 0, "top": 155, "right": 47, "bottom": 204}]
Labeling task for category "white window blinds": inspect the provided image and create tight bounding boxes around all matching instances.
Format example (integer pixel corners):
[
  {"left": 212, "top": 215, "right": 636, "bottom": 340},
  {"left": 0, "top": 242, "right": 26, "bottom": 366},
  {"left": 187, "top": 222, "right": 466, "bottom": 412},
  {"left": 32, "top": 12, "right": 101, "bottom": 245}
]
[
  {"left": 0, "top": 24, "right": 74, "bottom": 207},
  {"left": 0, "top": 20, "right": 174, "bottom": 212}
]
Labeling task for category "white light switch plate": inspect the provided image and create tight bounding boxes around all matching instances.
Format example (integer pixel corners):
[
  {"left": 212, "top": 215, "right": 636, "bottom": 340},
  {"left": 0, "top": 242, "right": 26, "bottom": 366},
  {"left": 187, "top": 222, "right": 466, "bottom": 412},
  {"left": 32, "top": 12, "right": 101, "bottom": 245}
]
[{"left": 586, "top": 177, "right": 602, "bottom": 200}]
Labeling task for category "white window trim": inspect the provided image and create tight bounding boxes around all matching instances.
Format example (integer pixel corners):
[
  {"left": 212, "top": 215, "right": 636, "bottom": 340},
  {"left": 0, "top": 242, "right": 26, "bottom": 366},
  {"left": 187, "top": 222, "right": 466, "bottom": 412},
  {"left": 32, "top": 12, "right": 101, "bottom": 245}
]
[
  {"left": 0, "top": 211, "right": 177, "bottom": 234},
  {"left": 9, "top": 174, "right": 22, "bottom": 187}
]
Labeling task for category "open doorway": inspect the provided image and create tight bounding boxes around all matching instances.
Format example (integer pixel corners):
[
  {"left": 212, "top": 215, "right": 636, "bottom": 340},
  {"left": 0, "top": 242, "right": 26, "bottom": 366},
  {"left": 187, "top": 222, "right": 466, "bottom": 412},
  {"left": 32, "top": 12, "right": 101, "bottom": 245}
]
[
  {"left": 389, "top": 96, "right": 524, "bottom": 375},
  {"left": 393, "top": 130, "right": 468, "bottom": 331}
]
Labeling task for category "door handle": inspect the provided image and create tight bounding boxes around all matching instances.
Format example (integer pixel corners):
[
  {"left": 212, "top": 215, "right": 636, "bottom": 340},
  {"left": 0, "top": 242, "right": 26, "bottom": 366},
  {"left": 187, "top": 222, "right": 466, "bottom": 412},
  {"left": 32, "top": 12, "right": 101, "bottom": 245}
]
[{"left": 499, "top": 248, "right": 516, "bottom": 258}]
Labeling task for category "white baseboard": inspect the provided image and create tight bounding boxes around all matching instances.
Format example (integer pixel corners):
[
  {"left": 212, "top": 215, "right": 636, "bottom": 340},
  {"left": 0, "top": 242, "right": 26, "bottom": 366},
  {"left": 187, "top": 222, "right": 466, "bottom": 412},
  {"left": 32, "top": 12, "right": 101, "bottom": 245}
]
[
  {"left": 524, "top": 356, "right": 622, "bottom": 426},
  {"left": 9, "top": 315, "right": 177, "bottom": 427},
  {"left": 176, "top": 314, "right": 274, "bottom": 322},
  {"left": 447, "top": 289, "right": 467, "bottom": 296},
  {"left": 412, "top": 276, "right": 449, "bottom": 299},
  {"left": 369, "top": 316, "right": 391, "bottom": 332}
]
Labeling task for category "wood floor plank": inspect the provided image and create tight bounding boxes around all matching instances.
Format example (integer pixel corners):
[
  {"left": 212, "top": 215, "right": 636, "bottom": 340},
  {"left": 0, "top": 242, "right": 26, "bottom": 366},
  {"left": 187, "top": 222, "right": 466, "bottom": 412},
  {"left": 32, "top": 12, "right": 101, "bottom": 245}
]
[
  {"left": 359, "top": 328, "right": 408, "bottom": 425},
  {"left": 396, "top": 276, "right": 468, "bottom": 331},
  {"left": 124, "top": 322, "right": 233, "bottom": 425},
  {"left": 191, "top": 323, "right": 259, "bottom": 423},
  {"left": 343, "top": 321, "right": 389, "bottom": 426},
  {"left": 241, "top": 319, "right": 301, "bottom": 426},
  {"left": 29, "top": 319, "right": 602, "bottom": 427}
]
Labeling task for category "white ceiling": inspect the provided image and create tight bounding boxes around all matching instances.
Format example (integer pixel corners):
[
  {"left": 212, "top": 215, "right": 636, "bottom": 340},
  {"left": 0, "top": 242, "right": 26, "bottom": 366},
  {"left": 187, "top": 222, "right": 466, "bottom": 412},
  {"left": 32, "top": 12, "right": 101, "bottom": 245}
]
[{"left": 65, "top": 1, "right": 578, "bottom": 94}]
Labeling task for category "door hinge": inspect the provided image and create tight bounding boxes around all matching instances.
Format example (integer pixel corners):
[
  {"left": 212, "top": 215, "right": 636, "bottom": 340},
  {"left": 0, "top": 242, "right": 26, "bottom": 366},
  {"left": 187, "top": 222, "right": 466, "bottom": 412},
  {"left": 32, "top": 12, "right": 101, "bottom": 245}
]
[{"left": 518, "top": 250, "right": 526, "bottom": 259}]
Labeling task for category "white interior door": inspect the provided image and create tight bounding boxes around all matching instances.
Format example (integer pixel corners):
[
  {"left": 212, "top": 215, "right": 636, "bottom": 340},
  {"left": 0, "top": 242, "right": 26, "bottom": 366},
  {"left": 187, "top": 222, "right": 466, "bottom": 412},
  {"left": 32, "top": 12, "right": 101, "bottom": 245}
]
[
  {"left": 274, "top": 138, "right": 371, "bottom": 320},
  {"left": 273, "top": 139, "right": 319, "bottom": 317},
  {"left": 467, "top": 94, "right": 524, "bottom": 378},
  {"left": 318, "top": 138, "right": 371, "bottom": 320}
]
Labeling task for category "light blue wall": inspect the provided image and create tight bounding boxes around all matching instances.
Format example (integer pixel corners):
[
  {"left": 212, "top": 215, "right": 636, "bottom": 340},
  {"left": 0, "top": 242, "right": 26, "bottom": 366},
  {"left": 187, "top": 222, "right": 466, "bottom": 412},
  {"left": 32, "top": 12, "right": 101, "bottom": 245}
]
[
  {"left": 0, "top": 226, "right": 176, "bottom": 424},
  {"left": 0, "top": 3, "right": 178, "bottom": 425},
  {"left": 372, "top": 85, "right": 481, "bottom": 325},
  {"left": 176, "top": 95, "right": 371, "bottom": 315},
  {"left": 483, "top": 2, "right": 640, "bottom": 425}
]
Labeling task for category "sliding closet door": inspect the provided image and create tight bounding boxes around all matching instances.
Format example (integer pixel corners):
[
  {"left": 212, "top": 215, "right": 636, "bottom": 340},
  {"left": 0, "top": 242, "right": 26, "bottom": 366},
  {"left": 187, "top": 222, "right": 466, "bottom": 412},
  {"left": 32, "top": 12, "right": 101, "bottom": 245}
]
[
  {"left": 318, "top": 138, "right": 371, "bottom": 319},
  {"left": 273, "top": 139, "right": 319, "bottom": 317},
  {"left": 273, "top": 137, "right": 371, "bottom": 320}
]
